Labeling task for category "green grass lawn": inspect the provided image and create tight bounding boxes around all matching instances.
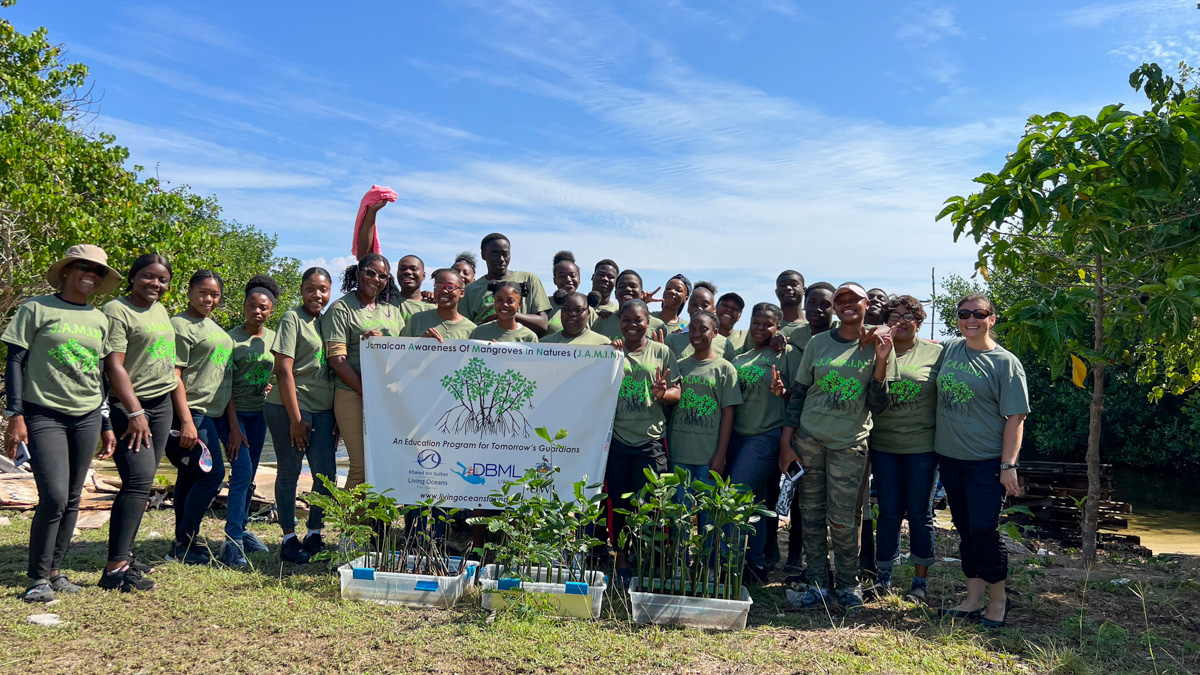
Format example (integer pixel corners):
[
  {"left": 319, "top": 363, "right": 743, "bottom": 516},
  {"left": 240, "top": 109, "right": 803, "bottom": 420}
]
[{"left": 0, "top": 510, "right": 1196, "bottom": 674}]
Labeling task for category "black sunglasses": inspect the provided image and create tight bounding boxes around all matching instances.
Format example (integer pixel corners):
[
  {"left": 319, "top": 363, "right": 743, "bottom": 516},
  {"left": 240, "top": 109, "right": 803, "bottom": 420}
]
[
  {"left": 71, "top": 261, "right": 109, "bottom": 278},
  {"left": 957, "top": 308, "right": 993, "bottom": 320}
]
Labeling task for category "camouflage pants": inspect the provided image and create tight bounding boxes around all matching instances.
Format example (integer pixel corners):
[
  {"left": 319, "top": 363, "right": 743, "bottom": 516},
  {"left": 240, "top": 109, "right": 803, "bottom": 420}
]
[{"left": 793, "top": 433, "right": 870, "bottom": 591}]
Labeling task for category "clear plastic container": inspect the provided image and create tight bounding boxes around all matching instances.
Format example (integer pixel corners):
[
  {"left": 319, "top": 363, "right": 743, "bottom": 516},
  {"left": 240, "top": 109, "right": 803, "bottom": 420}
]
[
  {"left": 338, "top": 554, "right": 471, "bottom": 608},
  {"left": 478, "top": 564, "right": 607, "bottom": 619},
  {"left": 628, "top": 579, "right": 753, "bottom": 630}
]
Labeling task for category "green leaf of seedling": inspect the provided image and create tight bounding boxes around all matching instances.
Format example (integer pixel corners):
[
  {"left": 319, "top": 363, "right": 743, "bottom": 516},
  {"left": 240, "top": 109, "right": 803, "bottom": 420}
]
[{"left": 554, "top": 428, "right": 569, "bottom": 440}]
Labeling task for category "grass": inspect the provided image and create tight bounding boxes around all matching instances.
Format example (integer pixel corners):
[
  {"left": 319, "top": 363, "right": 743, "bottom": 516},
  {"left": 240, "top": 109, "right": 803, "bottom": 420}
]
[{"left": 0, "top": 510, "right": 1197, "bottom": 674}]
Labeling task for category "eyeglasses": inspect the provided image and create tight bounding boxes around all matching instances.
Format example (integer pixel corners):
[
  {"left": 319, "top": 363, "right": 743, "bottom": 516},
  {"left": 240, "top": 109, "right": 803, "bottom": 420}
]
[
  {"left": 561, "top": 305, "right": 589, "bottom": 315},
  {"left": 957, "top": 308, "right": 994, "bottom": 320},
  {"left": 360, "top": 268, "right": 389, "bottom": 281},
  {"left": 433, "top": 282, "right": 461, "bottom": 291},
  {"left": 71, "top": 261, "right": 109, "bottom": 278},
  {"left": 886, "top": 312, "right": 917, "bottom": 324}
]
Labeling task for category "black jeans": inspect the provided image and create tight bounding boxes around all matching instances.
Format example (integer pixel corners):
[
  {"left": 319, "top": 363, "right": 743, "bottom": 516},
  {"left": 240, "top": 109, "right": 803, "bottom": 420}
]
[
  {"left": 604, "top": 438, "right": 667, "bottom": 551},
  {"left": 165, "top": 412, "right": 226, "bottom": 546},
  {"left": 25, "top": 403, "right": 102, "bottom": 580},
  {"left": 938, "top": 454, "right": 1008, "bottom": 584},
  {"left": 107, "top": 393, "right": 173, "bottom": 563}
]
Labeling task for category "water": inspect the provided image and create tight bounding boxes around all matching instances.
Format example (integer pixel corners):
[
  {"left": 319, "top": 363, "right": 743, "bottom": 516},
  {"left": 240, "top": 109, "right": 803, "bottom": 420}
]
[{"left": 1113, "top": 470, "right": 1200, "bottom": 555}]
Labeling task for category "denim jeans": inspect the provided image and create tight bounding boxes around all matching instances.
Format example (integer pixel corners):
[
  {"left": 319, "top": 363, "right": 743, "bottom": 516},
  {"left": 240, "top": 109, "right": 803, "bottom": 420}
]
[
  {"left": 108, "top": 393, "right": 173, "bottom": 563},
  {"left": 605, "top": 438, "right": 667, "bottom": 550},
  {"left": 937, "top": 454, "right": 1008, "bottom": 584},
  {"left": 215, "top": 410, "right": 267, "bottom": 544},
  {"left": 165, "top": 412, "right": 226, "bottom": 546},
  {"left": 870, "top": 449, "right": 938, "bottom": 570},
  {"left": 727, "top": 428, "right": 782, "bottom": 567},
  {"left": 264, "top": 403, "right": 338, "bottom": 533},
  {"left": 24, "top": 403, "right": 102, "bottom": 580}
]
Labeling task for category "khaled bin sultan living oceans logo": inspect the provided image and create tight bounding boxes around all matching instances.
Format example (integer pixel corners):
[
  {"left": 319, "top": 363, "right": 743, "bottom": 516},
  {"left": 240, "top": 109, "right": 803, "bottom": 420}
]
[{"left": 436, "top": 357, "right": 538, "bottom": 438}]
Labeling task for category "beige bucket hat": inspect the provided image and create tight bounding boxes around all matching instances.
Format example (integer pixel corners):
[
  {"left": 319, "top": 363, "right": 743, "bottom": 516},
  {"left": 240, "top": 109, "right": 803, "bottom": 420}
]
[{"left": 45, "top": 244, "right": 123, "bottom": 296}]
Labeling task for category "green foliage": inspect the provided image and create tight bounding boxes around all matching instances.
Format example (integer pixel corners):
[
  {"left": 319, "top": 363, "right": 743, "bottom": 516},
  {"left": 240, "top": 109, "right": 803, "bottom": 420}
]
[
  {"left": 0, "top": 15, "right": 299, "bottom": 341},
  {"left": 615, "top": 467, "right": 773, "bottom": 600},
  {"left": 437, "top": 358, "right": 537, "bottom": 437}
]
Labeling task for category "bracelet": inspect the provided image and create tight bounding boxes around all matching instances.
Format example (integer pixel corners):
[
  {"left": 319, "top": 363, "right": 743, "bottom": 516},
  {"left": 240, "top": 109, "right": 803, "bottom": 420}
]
[{"left": 127, "top": 409, "right": 146, "bottom": 418}]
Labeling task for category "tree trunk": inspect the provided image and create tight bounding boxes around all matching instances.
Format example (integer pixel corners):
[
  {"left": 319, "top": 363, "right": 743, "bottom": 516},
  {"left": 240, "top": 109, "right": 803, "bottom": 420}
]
[{"left": 1082, "top": 254, "right": 1105, "bottom": 564}]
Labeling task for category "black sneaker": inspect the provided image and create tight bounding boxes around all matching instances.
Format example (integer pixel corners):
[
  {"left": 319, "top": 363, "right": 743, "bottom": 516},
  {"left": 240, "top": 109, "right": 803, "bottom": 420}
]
[
  {"left": 165, "top": 542, "right": 211, "bottom": 566},
  {"left": 48, "top": 574, "right": 82, "bottom": 594},
  {"left": 280, "top": 536, "right": 312, "bottom": 564},
  {"left": 23, "top": 581, "right": 54, "bottom": 603},
  {"left": 302, "top": 533, "right": 326, "bottom": 556},
  {"left": 128, "top": 556, "right": 156, "bottom": 574},
  {"left": 98, "top": 565, "right": 156, "bottom": 593},
  {"left": 744, "top": 563, "right": 770, "bottom": 586}
]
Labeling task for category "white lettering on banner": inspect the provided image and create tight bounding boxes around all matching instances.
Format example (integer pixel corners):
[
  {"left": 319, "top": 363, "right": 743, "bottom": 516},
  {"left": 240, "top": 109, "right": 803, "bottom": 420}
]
[{"left": 360, "top": 337, "right": 623, "bottom": 508}]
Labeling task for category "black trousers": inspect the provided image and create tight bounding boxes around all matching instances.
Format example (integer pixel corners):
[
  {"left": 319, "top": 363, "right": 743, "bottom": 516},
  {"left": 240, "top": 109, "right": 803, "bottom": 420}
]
[
  {"left": 938, "top": 454, "right": 1008, "bottom": 584},
  {"left": 25, "top": 403, "right": 102, "bottom": 580},
  {"left": 107, "top": 393, "right": 173, "bottom": 563},
  {"left": 604, "top": 437, "right": 668, "bottom": 551}
]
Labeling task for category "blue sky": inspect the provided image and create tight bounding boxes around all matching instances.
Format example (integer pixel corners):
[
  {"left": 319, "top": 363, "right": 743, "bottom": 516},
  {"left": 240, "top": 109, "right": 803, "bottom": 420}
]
[{"left": 7, "top": 0, "right": 1199, "bottom": 324}]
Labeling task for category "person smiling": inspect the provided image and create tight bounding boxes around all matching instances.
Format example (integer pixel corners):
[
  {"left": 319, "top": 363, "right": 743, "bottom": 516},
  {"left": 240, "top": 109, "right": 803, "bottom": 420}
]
[
  {"left": 99, "top": 253, "right": 178, "bottom": 592},
  {"left": 452, "top": 252, "right": 477, "bottom": 287},
  {"left": 716, "top": 292, "right": 747, "bottom": 354},
  {"left": 461, "top": 233, "right": 551, "bottom": 335},
  {"left": 866, "top": 295, "right": 944, "bottom": 603},
  {"left": 3, "top": 245, "right": 120, "bottom": 602},
  {"left": 325, "top": 253, "right": 404, "bottom": 490},
  {"left": 214, "top": 275, "right": 279, "bottom": 568},
  {"left": 547, "top": 251, "right": 581, "bottom": 334},
  {"left": 935, "top": 293, "right": 1029, "bottom": 628},
  {"left": 393, "top": 255, "right": 435, "bottom": 323},
  {"left": 592, "top": 270, "right": 666, "bottom": 340},
  {"left": 402, "top": 268, "right": 477, "bottom": 341},
  {"left": 469, "top": 281, "right": 539, "bottom": 343},
  {"left": 865, "top": 288, "right": 889, "bottom": 327},
  {"left": 588, "top": 259, "right": 620, "bottom": 315},
  {"left": 664, "top": 282, "right": 738, "bottom": 361},
  {"left": 265, "top": 267, "right": 337, "bottom": 564},
  {"left": 165, "top": 270, "right": 241, "bottom": 566},
  {"left": 779, "top": 282, "right": 887, "bottom": 610},
  {"left": 540, "top": 292, "right": 612, "bottom": 345},
  {"left": 652, "top": 274, "right": 691, "bottom": 334},
  {"left": 774, "top": 270, "right": 808, "bottom": 338}
]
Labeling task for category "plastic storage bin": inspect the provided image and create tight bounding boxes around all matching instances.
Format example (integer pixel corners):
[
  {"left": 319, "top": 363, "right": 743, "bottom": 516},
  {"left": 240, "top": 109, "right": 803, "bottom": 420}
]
[
  {"left": 627, "top": 579, "right": 753, "bottom": 630},
  {"left": 338, "top": 554, "right": 471, "bottom": 608},
  {"left": 478, "top": 565, "right": 607, "bottom": 618}
]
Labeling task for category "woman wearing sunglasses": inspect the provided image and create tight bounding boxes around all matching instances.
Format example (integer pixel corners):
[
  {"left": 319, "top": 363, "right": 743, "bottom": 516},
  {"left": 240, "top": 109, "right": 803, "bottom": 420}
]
[
  {"left": 3, "top": 246, "right": 121, "bottom": 601},
  {"left": 866, "top": 295, "right": 943, "bottom": 603},
  {"left": 165, "top": 270, "right": 241, "bottom": 566},
  {"left": 935, "top": 293, "right": 1029, "bottom": 628},
  {"left": 326, "top": 253, "right": 404, "bottom": 490}
]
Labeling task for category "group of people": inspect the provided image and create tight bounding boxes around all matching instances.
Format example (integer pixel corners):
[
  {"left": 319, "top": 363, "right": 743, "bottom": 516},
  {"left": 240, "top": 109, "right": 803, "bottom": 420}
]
[{"left": 4, "top": 202, "right": 1029, "bottom": 628}]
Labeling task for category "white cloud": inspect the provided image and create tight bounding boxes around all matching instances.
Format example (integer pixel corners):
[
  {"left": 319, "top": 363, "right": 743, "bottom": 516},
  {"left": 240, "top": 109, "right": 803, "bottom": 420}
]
[
  {"left": 1063, "top": 0, "right": 1194, "bottom": 28},
  {"left": 895, "top": 2, "right": 965, "bottom": 45}
]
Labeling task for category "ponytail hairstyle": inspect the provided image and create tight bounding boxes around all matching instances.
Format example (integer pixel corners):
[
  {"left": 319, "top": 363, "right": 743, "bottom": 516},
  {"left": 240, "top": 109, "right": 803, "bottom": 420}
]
[
  {"left": 125, "top": 253, "right": 172, "bottom": 292},
  {"left": 245, "top": 273, "right": 280, "bottom": 307},
  {"left": 342, "top": 252, "right": 400, "bottom": 303},
  {"left": 694, "top": 280, "right": 718, "bottom": 296},
  {"left": 487, "top": 279, "right": 524, "bottom": 299},
  {"left": 586, "top": 290, "right": 602, "bottom": 308}
]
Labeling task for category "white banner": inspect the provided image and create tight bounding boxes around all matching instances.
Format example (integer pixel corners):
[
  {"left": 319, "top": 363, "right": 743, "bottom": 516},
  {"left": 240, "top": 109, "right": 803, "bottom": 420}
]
[{"left": 360, "top": 338, "right": 623, "bottom": 508}]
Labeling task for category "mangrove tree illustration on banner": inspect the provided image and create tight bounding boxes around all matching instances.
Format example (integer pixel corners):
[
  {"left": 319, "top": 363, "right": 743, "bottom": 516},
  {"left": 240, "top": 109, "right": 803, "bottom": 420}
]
[{"left": 436, "top": 357, "right": 538, "bottom": 438}]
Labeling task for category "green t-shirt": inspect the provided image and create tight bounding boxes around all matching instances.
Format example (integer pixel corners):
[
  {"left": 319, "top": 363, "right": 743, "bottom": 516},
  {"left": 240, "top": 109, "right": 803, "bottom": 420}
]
[
  {"left": 227, "top": 325, "right": 275, "bottom": 413},
  {"left": 872, "top": 339, "right": 944, "bottom": 455},
  {"left": 779, "top": 318, "right": 807, "bottom": 340},
  {"left": 592, "top": 312, "right": 667, "bottom": 340},
  {"left": 547, "top": 298, "right": 566, "bottom": 333},
  {"left": 793, "top": 331, "right": 876, "bottom": 449},
  {"left": 102, "top": 297, "right": 177, "bottom": 399},
  {"left": 731, "top": 345, "right": 800, "bottom": 437},
  {"left": 266, "top": 307, "right": 334, "bottom": 413},
  {"left": 392, "top": 297, "right": 436, "bottom": 324},
  {"left": 2, "top": 295, "right": 109, "bottom": 415},
  {"left": 401, "top": 309, "right": 477, "bottom": 340},
  {"left": 172, "top": 314, "right": 234, "bottom": 418},
  {"left": 724, "top": 329, "right": 748, "bottom": 355},
  {"left": 539, "top": 329, "right": 612, "bottom": 345},
  {"left": 664, "top": 331, "right": 738, "bottom": 362},
  {"left": 323, "top": 293, "right": 405, "bottom": 391},
  {"left": 613, "top": 342, "right": 680, "bottom": 447},
  {"left": 461, "top": 271, "right": 552, "bottom": 324},
  {"left": 651, "top": 311, "right": 687, "bottom": 335},
  {"left": 668, "top": 356, "right": 742, "bottom": 465},
  {"left": 469, "top": 323, "right": 539, "bottom": 343},
  {"left": 787, "top": 323, "right": 837, "bottom": 355},
  {"left": 934, "top": 339, "right": 1030, "bottom": 461}
]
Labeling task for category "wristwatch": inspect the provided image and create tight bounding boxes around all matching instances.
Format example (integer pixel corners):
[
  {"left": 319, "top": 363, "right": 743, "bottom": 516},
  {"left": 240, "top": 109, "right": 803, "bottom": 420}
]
[
  {"left": 1000, "top": 462, "right": 1019, "bottom": 470},
  {"left": 3, "top": 409, "right": 18, "bottom": 418}
]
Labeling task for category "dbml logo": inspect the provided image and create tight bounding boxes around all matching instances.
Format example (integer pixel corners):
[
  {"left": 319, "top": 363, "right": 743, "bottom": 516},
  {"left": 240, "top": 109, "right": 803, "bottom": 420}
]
[{"left": 416, "top": 448, "right": 442, "bottom": 469}]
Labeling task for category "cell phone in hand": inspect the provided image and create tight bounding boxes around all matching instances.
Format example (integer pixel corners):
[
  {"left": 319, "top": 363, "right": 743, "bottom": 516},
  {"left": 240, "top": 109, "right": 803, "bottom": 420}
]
[
  {"left": 14, "top": 441, "right": 30, "bottom": 467},
  {"left": 786, "top": 460, "right": 804, "bottom": 479}
]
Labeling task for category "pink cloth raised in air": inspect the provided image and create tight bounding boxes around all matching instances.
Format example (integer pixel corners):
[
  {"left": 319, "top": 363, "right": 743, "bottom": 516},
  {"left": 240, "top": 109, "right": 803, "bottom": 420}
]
[{"left": 351, "top": 185, "right": 398, "bottom": 257}]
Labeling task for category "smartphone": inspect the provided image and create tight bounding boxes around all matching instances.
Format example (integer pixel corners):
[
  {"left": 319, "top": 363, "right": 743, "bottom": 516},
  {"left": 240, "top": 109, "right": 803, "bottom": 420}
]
[
  {"left": 14, "top": 441, "right": 30, "bottom": 467},
  {"left": 786, "top": 461, "right": 804, "bottom": 480}
]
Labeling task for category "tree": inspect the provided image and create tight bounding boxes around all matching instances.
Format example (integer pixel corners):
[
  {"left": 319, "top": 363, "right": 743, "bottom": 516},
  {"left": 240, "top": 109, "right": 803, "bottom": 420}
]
[
  {"left": 0, "top": 12, "right": 299, "bottom": 342},
  {"left": 436, "top": 358, "right": 538, "bottom": 437},
  {"left": 939, "top": 63, "right": 1200, "bottom": 563}
]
